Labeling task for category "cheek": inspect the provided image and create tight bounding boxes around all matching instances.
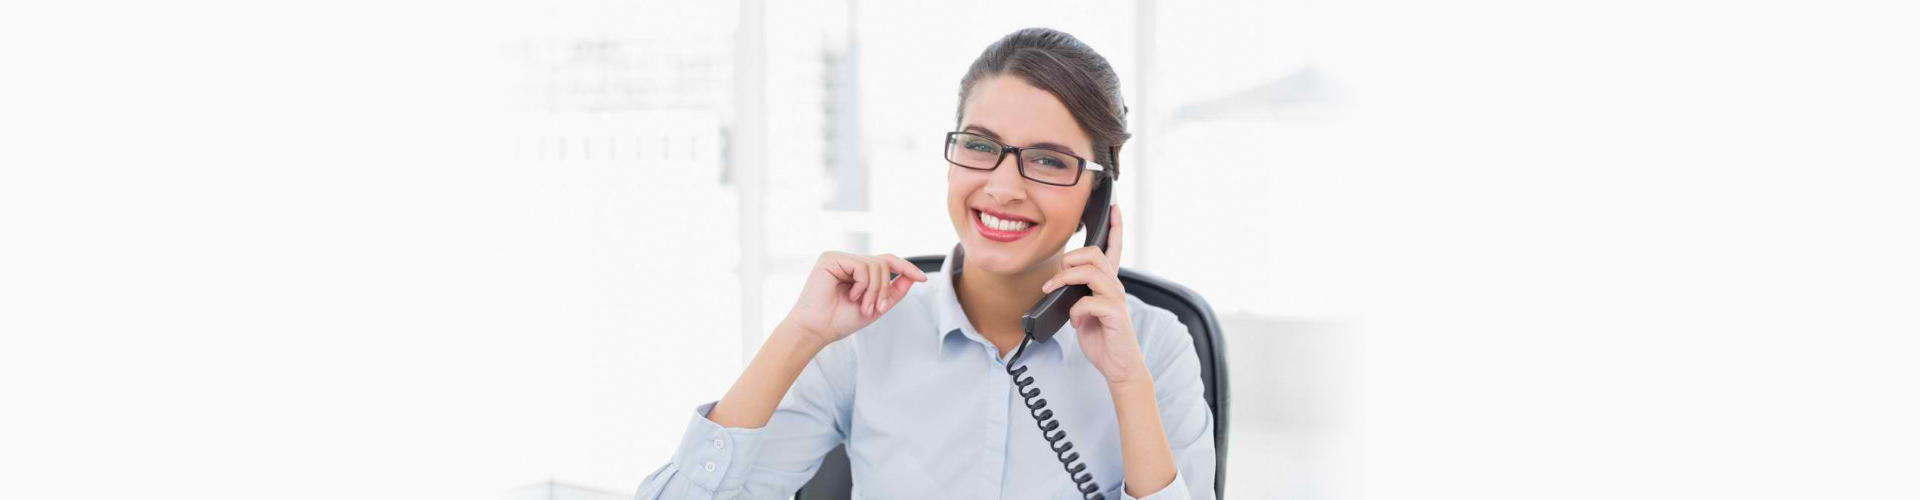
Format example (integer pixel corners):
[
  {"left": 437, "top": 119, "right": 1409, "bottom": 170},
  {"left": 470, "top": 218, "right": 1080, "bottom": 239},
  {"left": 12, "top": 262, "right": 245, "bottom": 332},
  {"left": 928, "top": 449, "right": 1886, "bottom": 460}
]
[
  {"left": 946, "top": 172, "right": 975, "bottom": 221},
  {"left": 1043, "top": 201, "right": 1083, "bottom": 237},
  {"left": 945, "top": 178, "right": 964, "bottom": 210}
]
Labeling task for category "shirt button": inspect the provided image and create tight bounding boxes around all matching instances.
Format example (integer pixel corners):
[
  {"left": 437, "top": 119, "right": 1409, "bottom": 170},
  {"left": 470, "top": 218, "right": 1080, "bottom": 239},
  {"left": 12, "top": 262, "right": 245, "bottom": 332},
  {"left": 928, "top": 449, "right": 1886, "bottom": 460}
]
[
  {"left": 703, "top": 461, "right": 716, "bottom": 472},
  {"left": 713, "top": 439, "right": 726, "bottom": 449}
]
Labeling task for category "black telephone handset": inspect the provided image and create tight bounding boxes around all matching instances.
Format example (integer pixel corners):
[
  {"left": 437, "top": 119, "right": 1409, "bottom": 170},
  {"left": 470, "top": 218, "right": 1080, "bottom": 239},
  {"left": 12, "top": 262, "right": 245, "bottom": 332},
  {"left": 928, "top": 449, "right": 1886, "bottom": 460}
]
[
  {"left": 1006, "top": 175, "right": 1114, "bottom": 500},
  {"left": 1022, "top": 176, "right": 1114, "bottom": 343}
]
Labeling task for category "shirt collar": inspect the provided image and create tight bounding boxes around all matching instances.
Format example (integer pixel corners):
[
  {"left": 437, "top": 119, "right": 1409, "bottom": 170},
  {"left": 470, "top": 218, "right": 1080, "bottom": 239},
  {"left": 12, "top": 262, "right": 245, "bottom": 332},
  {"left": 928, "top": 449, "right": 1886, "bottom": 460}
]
[{"left": 930, "top": 243, "right": 1076, "bottom": 363}]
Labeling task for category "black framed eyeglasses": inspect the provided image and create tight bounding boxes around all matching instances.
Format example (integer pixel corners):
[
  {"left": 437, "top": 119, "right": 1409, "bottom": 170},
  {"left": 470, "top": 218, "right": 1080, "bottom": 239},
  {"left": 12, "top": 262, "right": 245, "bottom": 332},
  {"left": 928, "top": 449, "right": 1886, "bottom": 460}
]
[{"left": 944, "top": 131, "right": 1108, "bottom": 187}]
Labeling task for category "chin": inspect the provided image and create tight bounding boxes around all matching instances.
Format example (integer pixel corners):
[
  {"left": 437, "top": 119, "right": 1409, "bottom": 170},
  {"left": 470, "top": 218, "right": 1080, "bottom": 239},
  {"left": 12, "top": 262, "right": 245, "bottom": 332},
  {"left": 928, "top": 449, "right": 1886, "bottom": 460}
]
[
  {"left": 961, "top": 244, "right": 1023, "bottom": 274},
  {"left": 961, "top": 237, "right": 1060, "bottom": 275}
]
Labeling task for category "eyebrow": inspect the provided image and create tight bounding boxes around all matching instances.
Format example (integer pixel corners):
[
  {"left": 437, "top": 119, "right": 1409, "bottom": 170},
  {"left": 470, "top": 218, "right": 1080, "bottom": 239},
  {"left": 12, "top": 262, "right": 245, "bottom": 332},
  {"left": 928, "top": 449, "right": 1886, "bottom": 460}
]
[{"left": 962, "top": 125, "right": 1083, "bottom": 157}]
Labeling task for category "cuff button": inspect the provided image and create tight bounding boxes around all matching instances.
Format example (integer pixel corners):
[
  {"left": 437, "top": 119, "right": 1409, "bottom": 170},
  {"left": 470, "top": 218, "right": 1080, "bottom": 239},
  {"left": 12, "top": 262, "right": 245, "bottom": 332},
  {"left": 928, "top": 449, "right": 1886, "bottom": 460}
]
[{"left": 703, "top": 461, "right": 716, "bottom": 472}]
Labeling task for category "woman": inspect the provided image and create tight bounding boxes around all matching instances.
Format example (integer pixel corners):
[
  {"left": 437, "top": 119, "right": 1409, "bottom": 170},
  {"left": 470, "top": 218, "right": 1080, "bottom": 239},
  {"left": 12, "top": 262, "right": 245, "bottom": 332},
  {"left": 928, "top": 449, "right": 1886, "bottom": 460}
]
[{"left": 636, "top": 28, "right": 1215, "bottom": 500}]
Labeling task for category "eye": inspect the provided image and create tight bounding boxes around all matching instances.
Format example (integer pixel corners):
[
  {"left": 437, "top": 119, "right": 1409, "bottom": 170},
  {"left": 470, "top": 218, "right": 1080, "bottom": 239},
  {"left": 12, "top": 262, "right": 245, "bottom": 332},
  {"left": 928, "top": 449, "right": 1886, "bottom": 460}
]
[
  {"left": 1028, "top": 152, "right": 1070, "bottom": 169},
  {"left": 964, "top": 139, "right": 998, "bottom": 153}
]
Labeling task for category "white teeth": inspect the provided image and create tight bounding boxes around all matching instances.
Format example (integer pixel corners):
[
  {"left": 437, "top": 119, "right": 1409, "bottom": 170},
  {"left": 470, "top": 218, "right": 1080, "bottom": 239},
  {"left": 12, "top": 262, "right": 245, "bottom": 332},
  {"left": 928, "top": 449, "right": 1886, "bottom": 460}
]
[{"left": 979, "top": 210, "right": 1032, "bottom": 232}]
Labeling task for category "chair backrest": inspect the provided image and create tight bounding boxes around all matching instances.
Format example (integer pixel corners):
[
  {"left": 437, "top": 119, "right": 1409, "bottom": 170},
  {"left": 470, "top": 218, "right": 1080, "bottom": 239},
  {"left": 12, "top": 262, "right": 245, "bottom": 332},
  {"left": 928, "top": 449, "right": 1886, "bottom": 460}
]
[{"left": 796, "top": 255, "right": 1230, "bottom": 498}]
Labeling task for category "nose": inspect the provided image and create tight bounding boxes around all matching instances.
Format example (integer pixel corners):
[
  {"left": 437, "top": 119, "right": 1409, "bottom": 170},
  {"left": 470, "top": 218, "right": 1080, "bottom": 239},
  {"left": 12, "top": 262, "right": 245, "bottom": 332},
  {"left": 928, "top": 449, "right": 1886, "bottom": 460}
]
[{"left": 980, "top": 152, "right": 1027, "bottom": 203}]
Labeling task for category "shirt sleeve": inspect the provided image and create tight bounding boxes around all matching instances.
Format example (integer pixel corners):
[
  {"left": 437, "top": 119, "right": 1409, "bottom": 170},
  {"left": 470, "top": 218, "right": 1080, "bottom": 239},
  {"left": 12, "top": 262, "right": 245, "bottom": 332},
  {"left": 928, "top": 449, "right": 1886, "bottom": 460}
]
[
  {"left": 634, "top": 339, "right": 857, "bottom": 500},
  {"left": 1109, "top": 307, "right": 1217, "bottom": 500},
  {"left": 1113, "top": 469, "right": 1194, "bottom": 500}
]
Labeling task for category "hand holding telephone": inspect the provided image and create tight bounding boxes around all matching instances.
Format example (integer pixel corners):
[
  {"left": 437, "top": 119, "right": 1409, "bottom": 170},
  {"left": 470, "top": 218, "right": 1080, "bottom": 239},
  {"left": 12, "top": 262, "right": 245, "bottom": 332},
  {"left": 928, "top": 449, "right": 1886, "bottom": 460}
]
[
  {"left": 1021, "top": 175, "right": 1114, "bottom": 344},
  {"left": 1006, "top": 175, "right": 1115, "bottom": 500}
]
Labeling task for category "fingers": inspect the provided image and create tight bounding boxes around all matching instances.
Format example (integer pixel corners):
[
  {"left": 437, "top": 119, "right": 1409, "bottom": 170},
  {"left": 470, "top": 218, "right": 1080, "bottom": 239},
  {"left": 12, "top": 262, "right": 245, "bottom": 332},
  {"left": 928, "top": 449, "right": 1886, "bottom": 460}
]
[
  {"left": 1050, "top": 245, "right": 1123, "bottom": 298},
  {"left": 1068, "top": 295, "right": 1123, "bottom": 330},
  {"left": 1041, "top": 265, "right": 1124, "bottom": 298},
  {"left": 1106, "top": 204, "right": 1123, "bottom": 267},
  {"left": 886, "top": 271, "right": 917, "bottom": 303},
  {"left": 878, "top": 254, "right": 924, "bottom": 313},
  {"left": 832, "top": 253, "right": 866, "bottom": 303},
  {"left": 1059, "top": 246, "right": 1116, "bottom": 276},
  {"left": 865, "top": 259, "right": 883, "bottom": 316},
  {"left": 1069, "top": 297, "right": 1094, "bottom": 329},
  {"left": 880, "top": 254, "right": 929, "bottom": 282},
  {"left": 823, "top": 251, "right": 926, "bottom": 317}
]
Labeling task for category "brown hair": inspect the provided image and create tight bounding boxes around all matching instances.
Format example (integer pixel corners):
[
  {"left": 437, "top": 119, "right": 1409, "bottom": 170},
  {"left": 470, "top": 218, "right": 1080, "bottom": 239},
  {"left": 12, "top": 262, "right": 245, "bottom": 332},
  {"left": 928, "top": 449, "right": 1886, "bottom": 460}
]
[{"left": 956, "top": 27, "right": 1129, "bottom": 182}]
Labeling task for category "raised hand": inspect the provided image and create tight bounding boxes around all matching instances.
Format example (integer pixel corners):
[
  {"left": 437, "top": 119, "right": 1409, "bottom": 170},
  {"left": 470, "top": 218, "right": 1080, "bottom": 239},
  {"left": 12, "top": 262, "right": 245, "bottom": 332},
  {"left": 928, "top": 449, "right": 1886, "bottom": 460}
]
[{"left": 783, "top": 251, "right": 928, "bottom": 347}]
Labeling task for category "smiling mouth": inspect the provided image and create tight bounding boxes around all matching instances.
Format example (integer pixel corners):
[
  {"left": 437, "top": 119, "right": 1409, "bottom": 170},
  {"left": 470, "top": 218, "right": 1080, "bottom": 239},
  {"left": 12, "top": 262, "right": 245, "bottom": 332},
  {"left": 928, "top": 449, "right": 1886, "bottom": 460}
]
[
  {"left": 972, "top": 209, "right": 1038, "bottom": 242},
  {"left": 975, "top": 209, "right": 1036, "bottom": 231}
]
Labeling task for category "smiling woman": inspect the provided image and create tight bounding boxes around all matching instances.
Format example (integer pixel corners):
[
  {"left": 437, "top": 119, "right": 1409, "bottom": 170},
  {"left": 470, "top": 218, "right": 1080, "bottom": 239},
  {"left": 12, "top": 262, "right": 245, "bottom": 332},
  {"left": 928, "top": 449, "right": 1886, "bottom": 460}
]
[{"left": 634, "top": 27, "right": 1214, "bottom": 500}]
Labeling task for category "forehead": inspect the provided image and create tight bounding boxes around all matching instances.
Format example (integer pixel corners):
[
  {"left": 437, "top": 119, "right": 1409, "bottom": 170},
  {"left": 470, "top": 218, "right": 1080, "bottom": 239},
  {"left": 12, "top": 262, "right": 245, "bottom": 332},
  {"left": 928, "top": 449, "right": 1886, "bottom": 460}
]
[{"left": 958, "top": 76, "right": 1092, "bottom": 156}]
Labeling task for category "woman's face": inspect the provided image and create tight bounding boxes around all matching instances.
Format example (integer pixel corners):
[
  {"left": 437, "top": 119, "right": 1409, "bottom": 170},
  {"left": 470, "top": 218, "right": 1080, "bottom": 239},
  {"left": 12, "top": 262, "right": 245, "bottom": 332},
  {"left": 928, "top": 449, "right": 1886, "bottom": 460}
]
[{"left": 948, "top": 75, "right": 1097, "bottom": 276}]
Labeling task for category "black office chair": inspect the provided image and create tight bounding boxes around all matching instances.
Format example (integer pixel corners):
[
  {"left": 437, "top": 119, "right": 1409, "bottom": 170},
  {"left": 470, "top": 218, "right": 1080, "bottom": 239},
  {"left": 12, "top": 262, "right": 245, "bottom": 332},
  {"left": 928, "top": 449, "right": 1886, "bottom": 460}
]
[{"left": 795, "top": 255, "right": 1230, "bottom": 499}]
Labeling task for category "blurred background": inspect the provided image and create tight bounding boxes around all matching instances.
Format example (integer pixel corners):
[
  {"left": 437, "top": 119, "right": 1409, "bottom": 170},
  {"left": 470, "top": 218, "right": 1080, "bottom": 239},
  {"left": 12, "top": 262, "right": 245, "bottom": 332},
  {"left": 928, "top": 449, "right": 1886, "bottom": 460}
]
[{"left": 3, "top": 0, "right": 1917, "bottom": 499}]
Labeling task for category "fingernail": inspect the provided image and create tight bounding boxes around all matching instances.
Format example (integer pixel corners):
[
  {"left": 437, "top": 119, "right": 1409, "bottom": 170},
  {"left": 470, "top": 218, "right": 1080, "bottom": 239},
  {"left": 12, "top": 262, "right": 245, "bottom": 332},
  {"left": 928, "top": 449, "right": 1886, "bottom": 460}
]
[{"left": 880, "top": 299, "right": 888, "bottom": 311}]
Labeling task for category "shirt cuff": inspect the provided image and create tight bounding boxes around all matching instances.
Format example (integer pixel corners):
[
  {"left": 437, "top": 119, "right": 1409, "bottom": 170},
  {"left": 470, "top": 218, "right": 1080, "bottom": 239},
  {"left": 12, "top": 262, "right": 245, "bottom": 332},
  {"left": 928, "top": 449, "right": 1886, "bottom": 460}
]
[
  {"left": 670, "top": 401, "right": 770, "bottom": 494},
  {"left": 1118, "top": 469, "right": 1191, "bottom": 500}
]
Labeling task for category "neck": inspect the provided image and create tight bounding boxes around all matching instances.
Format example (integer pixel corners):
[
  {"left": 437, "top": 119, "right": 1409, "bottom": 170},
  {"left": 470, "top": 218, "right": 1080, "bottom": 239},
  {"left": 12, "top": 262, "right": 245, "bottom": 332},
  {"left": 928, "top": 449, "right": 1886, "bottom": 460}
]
[{"left": 956, "top": 252, "right": 1062, "bottom": 354}]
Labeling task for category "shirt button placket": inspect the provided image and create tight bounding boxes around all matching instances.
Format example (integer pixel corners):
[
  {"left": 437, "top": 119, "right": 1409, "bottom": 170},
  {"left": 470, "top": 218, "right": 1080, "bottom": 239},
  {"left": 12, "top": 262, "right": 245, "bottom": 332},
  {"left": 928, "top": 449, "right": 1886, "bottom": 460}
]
[{"left": 987, "top": 348, "right": 1011, "bottom": 498}]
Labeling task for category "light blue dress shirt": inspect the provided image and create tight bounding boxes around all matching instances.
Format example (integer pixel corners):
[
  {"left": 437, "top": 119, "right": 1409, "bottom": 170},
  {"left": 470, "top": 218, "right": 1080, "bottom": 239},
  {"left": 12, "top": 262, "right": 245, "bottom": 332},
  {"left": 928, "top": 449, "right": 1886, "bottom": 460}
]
[{"left": 635, "top": 245, "right": 1216, "bottom": 499}]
